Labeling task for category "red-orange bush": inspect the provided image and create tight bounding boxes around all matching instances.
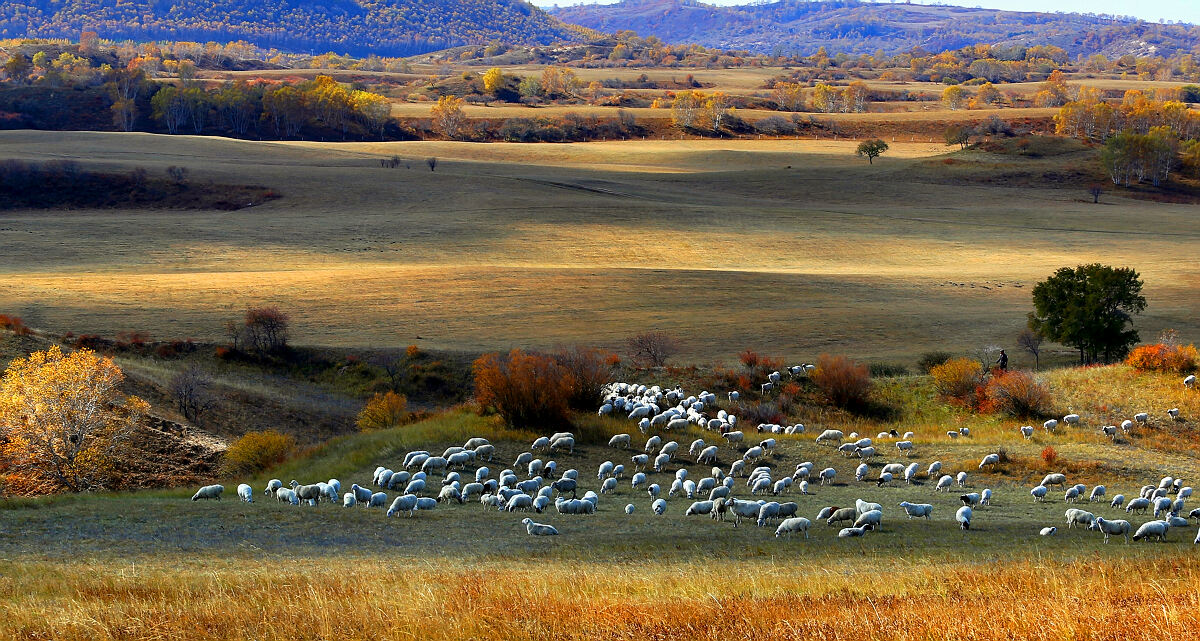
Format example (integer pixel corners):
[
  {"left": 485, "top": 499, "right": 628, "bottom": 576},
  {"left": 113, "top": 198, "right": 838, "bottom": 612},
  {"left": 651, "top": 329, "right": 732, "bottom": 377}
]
[
  {"left": 474, "top": 349, "right": 573, "bottom": 427},
  {"left": 1126, "top": 343, "right": 1198, "bottom": 373},
  {"left": 930, "top": 358, "right": 984, "bottom": 402},
  {"left": 0, "top": 314, "right": 30, "bottom": 335},
  {"left": 554, "top": 346, "right": 616, "bottom": 410},
  {"left": 983, "top": 370, "right": 1051, "bottom": 417},
  {"left": 811, "top": 354, "right": 872, "bottom": 409},
  {"left": 1041, "top": 445, "right": 1058, "bottom": 467}
]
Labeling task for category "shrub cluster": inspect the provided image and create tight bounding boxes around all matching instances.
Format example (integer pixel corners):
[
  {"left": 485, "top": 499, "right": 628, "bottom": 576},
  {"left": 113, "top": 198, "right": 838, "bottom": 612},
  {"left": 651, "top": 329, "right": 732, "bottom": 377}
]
[
  {"left": 473, "top": 349, "right": 573, "bottom": 427},
  {"left": 221, "top": 430, "right": 295, "bottom": 476},
  {"left": 930, "top": 357, "right": 984, "bottom": 401},
  {"left": 1126, "top": 343, "right": 1198, "bottom": 373},
  {"left": 811, "top": 354, "right": 872, "bottom": 409},
  {"left": 356, "top": 391, "right": 409, "bottom": 431},
  {"left": 982, "top": 369, "right": 1051, "bottom": 418}
]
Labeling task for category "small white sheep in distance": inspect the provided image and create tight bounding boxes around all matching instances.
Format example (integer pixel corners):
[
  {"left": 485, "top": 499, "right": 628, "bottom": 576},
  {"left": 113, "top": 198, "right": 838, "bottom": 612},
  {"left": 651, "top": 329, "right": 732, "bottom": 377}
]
[
  {"left": 387, "top": 494, "right": 418, "bottom": 517},
  {"left": 959, "top": 427, "right": 970, "bottom": 437},
  {"left": 1089, "top": 486, "right": 1106, "bottom": 502},
  {"left": 721, "top": 431, "right": 744, "bottom": 447},
  {"left": 1168, "top": 408, "right": 1181, "bottom": 420},
  {"left": 1064, "top": 508, "right": 1095, "bottom": 529},
  {"left": 899, "top": 501, "right": 932, "bottom": 519},
  {"left": 1040, "top": 526, "right": 1057, "bottom": 536},
  {"left": 1064, "top": 487, "right": 1080, "bottom": 503},
  {"left": 342, "top": 492, "right": 356, "bottom": 507},
  {"left": 191, "top": 484, "right": 224, "bottom": 501},
  {"left": 936, "top": 475, "right": 953, "bottom": 492},
  {"left": 1031, "top": 486, "right": 1048, "bottom": 502},
  {"left": 652, "top": 498, "right": 667, "bottom": 515},
  {"left": 896, "top": 441, "right": 914, "bottom": 455},
  {"left": 815, "top": 429, "right": 844, "bottom": 445},
  {"left": 904, "top": 463, "right": 919, "bottom": 484},
  {"left": 275, "top": 488, "right": 298, "bottom": 505},
  {"left": 1185, "top": 374, "right": 1196, "bottom": 388},
  {"left": 775, "top": 517, "right": 812, "bottom": 538},
  {"left": 1063, "top": 413, "right": 1080, "bottom": 426},
  {"left": 946, "top": 431, "right": 959, "bottom": 439},
  {"left": 685, "top": 500, "right": 714, "bottom": 516},
  {"left": 956, "top": 471, "right": 968, "bottom": 487},
  {"left": 819, "top": 468, "right": 836, "bottom": 485},
  {"left": 877, "top": 473, "right": 894, "bottom": 487},
  {"left": 743, "top": 446, "right": 765, "bottom": 462},
  {"left": 855, "top": 463, "right": 869, "bottom": 482},
  {"left": 1110, "top": 494, "right": 1125, "bottom": 509},
  {"left": 979, "top": 454, "right": 999, "bottom": 469},
  {"left": 237, "top": 484, "right": 253, "bottom": 503},
  {"left": 1134, "top": 412, "right": 1149, "bottom": 425},
  {"left": 1043, "top": 419, "right": 1058, "bottom": 432},
  {"left": 646, "top": 483, "right": 660, "bottom": 499},
  {"left": 981, "top": 489, "right": 992, "bottom": 506},
  {"left": 1020, "top": 426, "right": 1034, "bottom": 439},
  {"left": 368, "top": 492, "right": 387, "bottom": 508},
  {"left": 1125, "top": 497, "right": 1151, "bottom": 514},
  {"left": 624, "top": 503, "right": 635, "bottom": 514},
  {"left": 522, "top": 518, "right": 559, "bottom": 536},
  {"left": 1041, "top": 473, "right": 1067, "bottom": 488},
  {"left": 960, "top": 493, "right": 981, "bottom": 507},
  {"left": 1132, "top": 520, "right": 1169, "bottom": 542},
  {"left": 600, "top": 478, "right": 618, "bottom": 495},
  {"left": 839, "top": 524, "right": 873, "bottom": 538},
  {"left": 956, "top": 506, "right": 973, "bottom": 530},
  {"left": 264, "top": 479, "right": 282, "bottom": 496}
]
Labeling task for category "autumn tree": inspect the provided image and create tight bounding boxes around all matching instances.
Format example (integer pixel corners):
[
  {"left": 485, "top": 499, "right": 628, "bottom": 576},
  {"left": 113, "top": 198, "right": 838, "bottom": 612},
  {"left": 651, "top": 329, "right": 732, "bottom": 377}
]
[
  {"left": 262, "top": 85, "right": 308, "bottom": 137},
  {"left": 170, "top": 366, "right": 215, "bottom": 424},
  {"left": 226, "top": 306, "right": 290, "bottom": 354},
  {"left": 626, "top": 331, "right": 681, "bottom": 367},
  {"left": 107, "top": 65, "right": 147, "bottom": 132},
  {"left": 703, "top": 91, "right": 731, "bottom": 132},
  {"left": 772, "top": 82, "right": 804, "bottom": 111},
  {"left": 855, "top": 139, "right": 889, "bottom": 164},
  {"left": 811, "top": 83, "right": 837, "bottom": 113},
  {"left": 482, "top": 67, "right": 505, "bottom": 97},
  {"left": 942, "top": 85, "right": 965, "bottom": 110},
  {"left": 671, "top": 90, "right": 703, "bottom": 129},
  {"left": 1029, "top": 264, "right": 1146, "bottom": 364},
  {"left": 0, "top": 347, "right": 149, "bottom": 493},
  {"left": 431, "top": 95, "right": 466, "bottom": 139},
  {"left": 351, "top": 90, "right": 391, "bottom": 139},
  {"left": 356, "top": 391, "right": 409, "bottom": 431}
]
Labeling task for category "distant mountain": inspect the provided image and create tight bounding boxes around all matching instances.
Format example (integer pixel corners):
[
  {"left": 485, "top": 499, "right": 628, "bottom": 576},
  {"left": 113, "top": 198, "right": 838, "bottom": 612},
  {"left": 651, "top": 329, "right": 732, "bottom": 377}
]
[
  {"left": 549, "top": 0, "right": 1200, "bottom": 57},
  {"left": 0, "top": 0, "right": 582, "bottom": 57}
]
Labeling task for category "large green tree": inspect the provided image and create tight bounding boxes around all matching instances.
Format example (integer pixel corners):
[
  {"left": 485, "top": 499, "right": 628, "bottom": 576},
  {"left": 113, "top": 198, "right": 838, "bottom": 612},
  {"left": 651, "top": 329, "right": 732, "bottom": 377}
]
[{"left": 1028, "top": 264, "right": 1146, "bottom": 364}]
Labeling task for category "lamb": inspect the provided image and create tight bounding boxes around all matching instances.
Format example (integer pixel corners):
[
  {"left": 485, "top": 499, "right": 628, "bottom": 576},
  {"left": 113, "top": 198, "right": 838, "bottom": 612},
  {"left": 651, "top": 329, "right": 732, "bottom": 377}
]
[
  {"left": 1040, "top": 527, "right": 1057, "bottom": 536},
  {"left": 386, "top": 494, "right": 419, "bottom": 517},
  {"left": 838, "top": 524, "right": 874, "bottom": 538},
  {"left": 522, "top": 518, "right": 559, "bottom": 536},
  {"left": 956, "top": 506, "right": 973, "bottom": 530},
  {"left": 264, "top": 479, "right": 282, "bottom": 496},
  {"left": 191, "top": 484, "right": 224, "bottom": 501},
  {"left": 1169, "top": 515, "right": 1190, "bottom": 528},
  {"left": 237, "top": 484, "right": 253, "bottom": 503},
  {"left": 1064, "top": 508, "right": 1095, "bottom": 529},
  {"left": 685, "top": 500, "right": 714, "bottom": 516},
  {"left": 1030, "top": 486, "right": 1048, "bottom": 502},
  {"left": 979, "top": 454, "right": 1000, "bottom": 469},
  {"left": 343, "top": 492, "right": 356, "bottom": 507},
  {"left": 775, "top": 517, "right": 812, "bottom": 539},
  {"left": 1132, "top": 520, "right": 1170, "bottom": 542},
  {"left": 899, "top": 501, "right": 933, "bottom": 519}
]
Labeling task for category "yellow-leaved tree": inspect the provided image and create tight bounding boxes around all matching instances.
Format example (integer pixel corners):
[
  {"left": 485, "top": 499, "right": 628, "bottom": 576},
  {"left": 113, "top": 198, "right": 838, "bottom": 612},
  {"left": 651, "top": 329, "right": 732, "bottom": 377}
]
[
  {"left": 431, "top": 95, "right": 466, "bottom": 139},
  {"left": 0, "top": 346, "right": 148, "bottom": 494}
]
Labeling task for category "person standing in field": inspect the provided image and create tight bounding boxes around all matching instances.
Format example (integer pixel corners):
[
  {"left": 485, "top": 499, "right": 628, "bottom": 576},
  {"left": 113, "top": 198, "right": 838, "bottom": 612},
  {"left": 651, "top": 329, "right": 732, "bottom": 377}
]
[{"left": 996, "top": 349, "right": 1008, "bottom": 371}]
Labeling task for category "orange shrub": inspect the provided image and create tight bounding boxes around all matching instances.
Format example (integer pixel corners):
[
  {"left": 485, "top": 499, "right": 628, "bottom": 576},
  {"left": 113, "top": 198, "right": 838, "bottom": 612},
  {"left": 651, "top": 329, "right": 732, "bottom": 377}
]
[
  {"left": 406, "top": 344, "right": 421, "bottom": 359},
  {"left": 930, "top": 357, "right": 984, "bottom": 401},
  {"left": 221, "top": 430, "right": 295, "bottom": 476},
  {"left": 554, "top": 346, "right": 615, "bottom": 411},
  {"left": 738, "top": 349, "right": 761, "bottom": 370},
  {"left": 1041, "top": 445, "right": 1058, "bottom": 467},
  {"left": 356, "top": 391, "right": 409, "bottom": 431},
  {"left": 1126, "top": 343, "right": 1198, "bottom": 373},
  {"left": 984, "top": 370, "right": 1051, "bottom": 417},
  {"left": 811, "top": 354, "right": 872, "bottom": 409},
  {"left": 474, "top": 349, "right": 572, "bottom": 427},
  {"left": 0, "top": 314, "right": 30, "bottom": 335}
]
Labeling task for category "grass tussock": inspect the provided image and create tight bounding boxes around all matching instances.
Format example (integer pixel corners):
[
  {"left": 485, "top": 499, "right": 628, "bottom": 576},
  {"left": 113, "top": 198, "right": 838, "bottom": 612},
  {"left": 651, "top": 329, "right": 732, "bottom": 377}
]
[{"left": 1, "top": 557, "right": 1198, "bottom": 640}]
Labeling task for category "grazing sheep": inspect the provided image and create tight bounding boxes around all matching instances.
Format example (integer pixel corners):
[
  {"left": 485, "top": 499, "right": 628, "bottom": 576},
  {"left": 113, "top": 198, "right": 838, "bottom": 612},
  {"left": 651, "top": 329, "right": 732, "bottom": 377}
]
[
  {"left": 653, "top": 453, "right": 671, "bottom": 472},
  {"left": 904, "top": 463, "right": 919, "bottom": 484},
  {"left": 856, "top": 447, "right": 877, "bottom": 460},
  {"left": 1064, "top": 509, "right": 1095, "bottom": 529},
  {"left": 403, "top": 479, "right": 426, "bottom": 495},
  {"left": 368, "top": 492, "right": 387, "bottom": 508},
  {"left": 550, "top": 436, "right": 575, "bottom": 454},
  {"left": 652, "top": 498, "right": 667, "bottom": 515},
  {"left": 1063, "top": 414, "right": 1080, "bottom": 426},
  {"left": 981, "top": 488, "right": 992, "bottom": 506},
  {"left": 421, "top": 456, "right": 449, "bottom": 476},
  {"left": 1030, "top": 486, "right": 1048, "bottom": 502},
  {"left": 1126, "top": 497, "right": 1151, "bottom": 514},
  {"left": 877, "top": 473, "right": 894, "bottom": 487},
  {"left": 1110, "top": 494, "right": 1126, "bottom": 509},
  {"left": 1184, "top": 374, "right": 1196, "bottom": 389},
  {"left": 979, "top": 454, "right": 1000, "bottom": 469},
  {"left": 647, "top": 483, "right": 661, "bottom": 499},
  {"left": 827, "top": 507, "right": 857, "bottom": 526},
  {"left": 291, "top": 482, "right": 324, "bottom": 505},
  {"left": 927, "top": 461, "right": 942, "bottom": 478},
  {"left": 956, "top": 506, "right": 973, "bottom": 530},
  {"left": 275, "top": 488, "right": 298, "bottom": 505},
  {"left": 936, "top": 475, "right": 954, "bottom": 492},
  {"left": 438, "top": 486, "right": 463, "bottom": 504},
  {"left": 815, "top": 430, "right": 844, "bottom": 445},
  {"left": 698, "top": 446, "right": 719, "bottom": 465},
  {"left": 1040, "top": 527, "right": 1057, "bottom": 536},
  {"left": 855, "top": 463, "right": 869, "bottom": 482},
  {"left": 838, "top": 524, "right": 874, "bottom": 538},
  {"left": 1043, "top": 419, "right": 1058, "bottom": 432},
  {"left": 946, "top": 431, "right": 959, "bottom": 439},
  {"left": 1153, "top": 497, "right": 1175, "bottom": 519},
  {"left": 1064, "top": 487, "right": 1080, "bottom": 503},
  {"left": 956, "top": 471, "right": 968, "bottom": 487},
  {"left": 631, "top": 472, "right": 647, "bottom": 490},
  {"left": 402, "top": 451, "right": 429, "bottom": 467},
  {"left": 775, "top": 517, "right": 812, "bottom": 538},
  {"left": 686, "top": 500, "right": 715, "bottom": 516},
  {"left": 505, "top": 494, "right": 534, "bottom": 512},
  {"left": 264, "top": 479, "right": 282, "bottom": 496},
  {"left": 896, "top": 441, "right": 914, "bottom": 455},
  {"left": 1020, "top": 426, "right": 1034, "bottom": 439},
  {"left": 191, "top": 485, "right": 224, "bottom": 501},
  {"left": 854, "top": 510, "right": 883, "bottom": 530},
  {"left": 237, "top": 484, "right": 253, "bottom": 503},
  {"left": 899, "top": 502, "right": 933, "bottom": 519},
  {"left": 406, "top": 453, "right": 430, "bottom": 470},
  {"left": 1041, "top": 474, "right": 1067, "bottom": 488},
  {"left": 1168, "top": 408, "right": 1181, "bottom": 420},
  {"left": 721, "top": 431, "right": 744, "bottom": 448},
  {"left": 343, "top": 492, "right": 356, "bottom": 507},
  {"left": 1101, "top": 425, "right": 1117, "bottom": 440},
  {"left": 387, "top": 494, "right": 420, "bottom": 517},
  {"left": 1134, "top": 412, "right": 1149, "bottom": 425},
  {"left": 819, "top": 468, "right": 837, "bottom": 485},
  {"left": 1132, "top": 520, "right": 1170, "bottom": 542},
  {"left": 960, "top": 493, "right": 981, "bottom": 507},
  {"left": 1089, "top": 486, "right": 1106, "bottom": 502},
  {"left": 624, "top": 503, "right": 635, "bottom": 515}
]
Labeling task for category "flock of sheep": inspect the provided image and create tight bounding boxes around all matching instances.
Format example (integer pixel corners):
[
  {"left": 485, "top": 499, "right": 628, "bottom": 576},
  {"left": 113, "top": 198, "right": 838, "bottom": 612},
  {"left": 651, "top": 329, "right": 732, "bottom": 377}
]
[{"left": 189, "top": 371, "right": 1198, "bottom": 547}]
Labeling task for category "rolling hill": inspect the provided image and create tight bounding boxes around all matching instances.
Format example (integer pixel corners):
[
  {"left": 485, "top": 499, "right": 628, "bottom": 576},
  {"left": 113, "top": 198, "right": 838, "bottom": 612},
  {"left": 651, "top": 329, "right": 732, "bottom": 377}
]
[
  {"left": 549, "top": 0, "right": 1200, "bottom": 56},
  {"left": 0, "top": 0, "right": 583, "bottom": 57}
]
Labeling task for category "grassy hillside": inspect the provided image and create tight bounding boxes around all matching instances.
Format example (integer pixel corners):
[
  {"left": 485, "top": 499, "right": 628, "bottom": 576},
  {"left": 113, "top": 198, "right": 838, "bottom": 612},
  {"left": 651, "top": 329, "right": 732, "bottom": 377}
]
[
  {"left": 0, "top": 0, "right": 582, "bottom": 57},
  {"left": 550, "top": 0, "right": 1200, "bottom": 56}
]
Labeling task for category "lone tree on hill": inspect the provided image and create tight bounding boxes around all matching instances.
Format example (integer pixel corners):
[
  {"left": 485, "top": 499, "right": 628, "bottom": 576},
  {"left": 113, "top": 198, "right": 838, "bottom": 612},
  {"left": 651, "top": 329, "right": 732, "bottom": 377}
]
[
  {"left": 1028, "top": 264, "right": 1146, "bottom": 365},
  {"left": 626, "top": 331, "right": 681, "bottom": 368},
  {"left": 855, "top": 139, "right": 889, "bottom": 164}
]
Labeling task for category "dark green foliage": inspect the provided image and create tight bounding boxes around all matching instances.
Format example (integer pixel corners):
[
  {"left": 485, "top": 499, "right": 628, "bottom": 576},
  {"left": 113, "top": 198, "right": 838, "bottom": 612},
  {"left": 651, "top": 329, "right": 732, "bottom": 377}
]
[
  {"left": 0, "top": 0, "right": 578, "bottom": 57},
  {"left": 917, "top": 351, "right": 953, "bottom": 374},
  {"left": 1029, "top": 264, "right": 1147, "bottom": 364}
]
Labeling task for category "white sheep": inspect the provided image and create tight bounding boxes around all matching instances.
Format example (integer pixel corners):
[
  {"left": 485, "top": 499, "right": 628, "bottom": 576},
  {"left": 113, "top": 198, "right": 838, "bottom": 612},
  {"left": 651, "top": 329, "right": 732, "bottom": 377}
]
[
  {"left": 838, "top": 525, "right": 873, "bottom": 538},
  {"left": 1063, "top": 413, "right": 1080, "bottom": 426},
  {"left": 1063, "top": 487, "right": 1080, "bottom": 503},
  {"left": 854, "top": 509, "right": 883, "bottom": 530},
  {"left": 1020, "top": 426, "right": 1034, "bottom": 439},
  {"left": 1040, "top": 473, "right": 1066, "bottom": 488},
  {"left": 819, "top": 468, "right": 836, "bottom": 485},
  {"left": 1132, "top": 520, "right": 1170, "bottom": 542},
  {"left": 386, "top": 494, "right": 418, "bottom": 517},
  {"left": 956, "top": 506, "right": 973, "bottom": 530},
  {"left": 979, "top": 454, "right": 999, "bottom": 469},
  {"left": 1039, "top": 526, "right": 1057, "bottom": 536},
  {"left": 236, "top": 484, "right": 253, "bottom": 503},
  {"left": 935, "top": 475, "right": 953, "bottom": 492},
  {"left": 625, "top": 503, "right": 635, "bottom": 514},
  {"left": 368, "top": 492, "right": 387, "bottom": 508},
  {"left": 815, "top": 429, "right": 844, "bottom": 445},
  {"left": 927, "top": 461, "right": 942, "bottom": 478},
  {"left": 775, "top": 517, "right": 812, "bottom": 538},
  {"left": 191, "top": 485, "right": 224, "bottom": 501},
  {"left": 855, "top": 463, "right": 869, "bottom": 482},
  {"left": 899, "top": 501, "right": 932, "bottom": 519},
  {"left": 685, "top": 500, "right": 714, "bottom": 516},
  {"left": 264, "top": 479, "right": 282, "bottom": 496},
  {"left": 275, "top": 488, "right": 298, "bottom": 505},
  {"left": 1168, "top": 408, "right": 1181, "bottom": 420},
  {"left": 652, "top": 498, "right": 667, "bottom": 515},
  {"left": 904, "top": 463, "right": 919, "bottom": 484},
  {"left": 1030, "top": 486, "right": 1048, "bottom": 502},
  {"left": 521, "top": 518, "right": 559, "bottom": 536},
  {"left": 1043, "top": 419, "right": 1058, "bottom": 432},
  {"left": 981, "top": 488, "right": 992, "bottom": 506},
  {"left": 1125, "top": 497, "right": 1151, "bottom": 514},
  {"left": 342, "top": 492, "right": 356, "bottom": 507},
  {"left": 1134, "top": 412, "right": 1149, "bottom": 425},
  {"left": 1089, "top": 486, "right": 1106, "bottom": 502},
  {"left": 1088, "top": 517, "right": 1131, "bottom": 543},
  {"left": 402, "top": 451, "right": 429, "bottom": 467},
  {"left": 1064, "top": 508, "right": 1095, "bottom": 529},
  {"left": 895, "top": 441, "right": 914, "bottom": 455},
  {"left": 1110, "top": 494, "right": 1125, "bottom": 509},
  {"left": 956, "top": 471, "right": 968, "bottom": 487},
  {"left": 646, "top": 483, "right": 660, "bottom": 498}
]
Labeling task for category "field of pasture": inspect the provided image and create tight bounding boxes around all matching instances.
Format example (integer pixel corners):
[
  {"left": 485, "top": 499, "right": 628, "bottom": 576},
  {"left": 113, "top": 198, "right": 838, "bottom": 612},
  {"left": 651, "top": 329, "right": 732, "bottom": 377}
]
[
  {"left": 3, "top": 370, "right": 1199, "bottom": 641},
  {"left": 0, "top": 130, "right": 1197, "bottom": 366}
]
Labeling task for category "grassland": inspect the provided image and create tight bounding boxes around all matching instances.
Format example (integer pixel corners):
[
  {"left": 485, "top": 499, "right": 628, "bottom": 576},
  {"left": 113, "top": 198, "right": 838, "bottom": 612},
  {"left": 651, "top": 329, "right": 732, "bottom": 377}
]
[
  {"left": 0, "top": 129, "right": 1196, "bottom": 366},
  {"left": 4, "top": 362, "right": 1199, "bottom": 640}
]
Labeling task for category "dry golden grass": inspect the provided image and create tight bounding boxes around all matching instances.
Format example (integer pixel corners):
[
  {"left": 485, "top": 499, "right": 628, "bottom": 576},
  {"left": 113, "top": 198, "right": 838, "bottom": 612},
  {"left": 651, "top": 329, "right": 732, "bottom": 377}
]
[
  {"left": 2, "top": 556, "right": 1198, "bottom": 640},
  {"left": 0, "top": 130, "right": 1197, "bottom": 364}
]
